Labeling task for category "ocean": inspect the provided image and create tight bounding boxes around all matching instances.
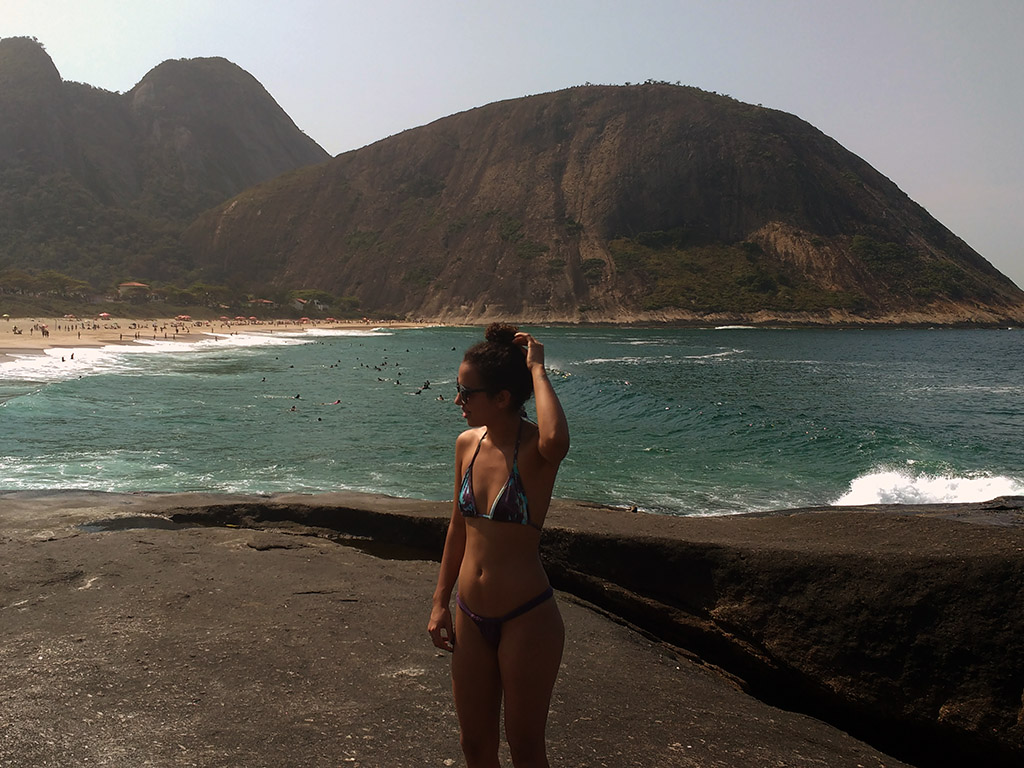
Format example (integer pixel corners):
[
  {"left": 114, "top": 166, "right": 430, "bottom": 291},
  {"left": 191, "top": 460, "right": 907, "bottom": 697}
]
[{"left": 1, "top": 326, "right": 1022, "bottom": 516}]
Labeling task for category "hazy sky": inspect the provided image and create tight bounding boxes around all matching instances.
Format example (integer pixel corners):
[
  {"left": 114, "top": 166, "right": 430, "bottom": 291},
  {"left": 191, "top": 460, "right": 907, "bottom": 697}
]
[{"left": 5, "top": 0, "right": 1023, "bottom": 288}]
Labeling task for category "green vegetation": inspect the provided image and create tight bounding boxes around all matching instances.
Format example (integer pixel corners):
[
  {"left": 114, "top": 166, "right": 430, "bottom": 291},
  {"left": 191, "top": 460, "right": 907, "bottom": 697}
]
[
  {"left": 0, "top": 267, "right": 363, "bottom": 319},
  {"left": 0, "top": 166, "right": 196, "bottom": 290},
  {"left": 404, "top": 174, "right": 445, "bottom": 198},
  {"left": 446, "top": 217, "right": 469, "bottom": 235},
  {"left": 850, "top": 235, "right": 989, "bottom": 301},
  {"left": 344, "top": 229, "right": 381, "bottom": 251},
  {"left": 289, "top": 289, "right": 337, "bottom": 306},
  {"left": 498, "top": 215, "right": 524, "bottom": 244},
  {"left": 632, "top": 227, "right": 697, "bottom": 249},
  {"left": 494, "top": 213, "right": 549, "bottom": 259},
  {"left": 605, "top": 230, "right": 995, "bottom": 313},
  {"left": 514, "top": 240, "right": 548, "bottom": 260},
  {"left": 580, "top": 258, "right": 606, "bottom": 285},
  {"left": 610, "top": 233, "right": 864, "bottom": 312},
  {"left": 563, "top": 217, "right": 583, "bottom": 236},
  {"left": 402, "top": 264, "right": 439, "bottom": 289},
  {"left": 0, "top": 269, "right": 92, "bottom": 298}
]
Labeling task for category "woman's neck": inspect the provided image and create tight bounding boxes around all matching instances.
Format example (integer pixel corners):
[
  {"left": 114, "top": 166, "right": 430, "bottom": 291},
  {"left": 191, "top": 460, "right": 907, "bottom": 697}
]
[{"left": 483, "top": 411, "right": 521, "bottom": 447}]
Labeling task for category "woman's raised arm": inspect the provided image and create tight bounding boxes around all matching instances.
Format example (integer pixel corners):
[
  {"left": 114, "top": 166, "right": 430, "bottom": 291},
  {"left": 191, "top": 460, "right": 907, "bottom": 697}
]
[{"left": 515, "top": 332, "right": 569, "bottom": 464}]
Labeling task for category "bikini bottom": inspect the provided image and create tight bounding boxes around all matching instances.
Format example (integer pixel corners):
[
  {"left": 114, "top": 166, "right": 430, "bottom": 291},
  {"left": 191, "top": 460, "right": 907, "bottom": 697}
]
[{"left": 455, "top": 586, "right": 554, "bottom": 648}]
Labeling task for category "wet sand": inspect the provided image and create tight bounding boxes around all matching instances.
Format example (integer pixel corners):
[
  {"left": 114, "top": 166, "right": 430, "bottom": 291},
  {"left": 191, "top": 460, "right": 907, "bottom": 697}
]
[{"left": 0, "top": 317, "right": 437, "bottom": 362}]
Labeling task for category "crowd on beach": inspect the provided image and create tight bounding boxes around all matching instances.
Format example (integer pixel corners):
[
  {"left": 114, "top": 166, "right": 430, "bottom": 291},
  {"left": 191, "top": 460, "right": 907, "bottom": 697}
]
[{"left": 1, "top": 315, "right": 416, "bottom": 360}]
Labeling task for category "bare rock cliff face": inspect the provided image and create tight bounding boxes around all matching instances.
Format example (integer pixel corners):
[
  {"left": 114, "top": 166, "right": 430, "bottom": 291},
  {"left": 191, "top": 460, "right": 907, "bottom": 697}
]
[
  {"left": 0, "top": 37, "right": 66, "bottom": 169},
  {"left": 126, "top": 56, "right": 329, "bottom": 217},
  {"left": 185, "top": 84, "right": 1024, "bottom": 324}
]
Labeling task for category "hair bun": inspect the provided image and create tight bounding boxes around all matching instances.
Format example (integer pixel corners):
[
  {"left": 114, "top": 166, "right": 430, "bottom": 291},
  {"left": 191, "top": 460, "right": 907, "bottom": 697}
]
[{"left": 484, "top": 322, "right": 518, "bottom": 345}]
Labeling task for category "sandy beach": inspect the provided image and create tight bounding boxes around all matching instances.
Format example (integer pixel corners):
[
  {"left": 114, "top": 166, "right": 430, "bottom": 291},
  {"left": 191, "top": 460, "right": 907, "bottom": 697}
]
[{"left": 0, "top": 316, "right": 433, "bottom": 362}]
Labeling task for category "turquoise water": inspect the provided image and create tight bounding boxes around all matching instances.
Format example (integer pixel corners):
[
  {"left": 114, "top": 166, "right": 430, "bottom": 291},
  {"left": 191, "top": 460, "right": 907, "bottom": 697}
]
[{"left": 2, "top": 326, "right": 1022, "bottom": 515}]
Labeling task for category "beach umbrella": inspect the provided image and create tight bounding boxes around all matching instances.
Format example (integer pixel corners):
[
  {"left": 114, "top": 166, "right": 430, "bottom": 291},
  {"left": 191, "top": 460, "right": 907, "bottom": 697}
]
[
  {"left": 235, "top": 315, "right": 246, "bottom": 321},
  {"left": 219, "top": 316, "right": 229, "bottom": 321},
  {"left": 249, "top": 316, "right": 257, "bottom": 321},
  {"left": 2, "top": 314, "right": 9, "bottom": 319},
  {"left": 98, "top": 312, "right": 111, "bottom": 319},
  {"left": 300, "top": 317, "right": 311, "bottom": 323}
]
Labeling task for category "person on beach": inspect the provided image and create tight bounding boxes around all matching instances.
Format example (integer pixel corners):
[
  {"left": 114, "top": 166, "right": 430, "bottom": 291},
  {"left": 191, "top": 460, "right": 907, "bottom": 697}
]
[{"left": 428, "top": 323, "right": 570, "bottom": 768}]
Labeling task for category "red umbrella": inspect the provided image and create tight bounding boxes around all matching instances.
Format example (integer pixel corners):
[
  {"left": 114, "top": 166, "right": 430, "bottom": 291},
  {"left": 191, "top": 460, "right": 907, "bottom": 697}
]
[
  {"left": 299, "top": 317, "right": 311, "bottom": 323},
  {"left": 98, "top": 312, "right": 111, "bottom": 319}
]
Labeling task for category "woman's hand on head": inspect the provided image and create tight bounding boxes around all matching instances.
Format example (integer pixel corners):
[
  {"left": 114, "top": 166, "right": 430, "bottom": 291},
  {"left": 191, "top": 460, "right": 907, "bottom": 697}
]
[
  {"left": 428, "top": 604, "right": 454, "bottom": 652},
  {"left": 513, "top": 332, "right": 544, "bottom": 370}
]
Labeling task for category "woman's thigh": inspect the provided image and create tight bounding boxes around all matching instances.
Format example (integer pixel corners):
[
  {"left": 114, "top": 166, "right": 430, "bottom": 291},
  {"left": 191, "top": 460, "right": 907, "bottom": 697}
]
[
  {"left": 497, "top": 598, "right": 565, "bottom": 751},
  {"left": 452, "top": 606, "right": 503, "bottom": 749}
]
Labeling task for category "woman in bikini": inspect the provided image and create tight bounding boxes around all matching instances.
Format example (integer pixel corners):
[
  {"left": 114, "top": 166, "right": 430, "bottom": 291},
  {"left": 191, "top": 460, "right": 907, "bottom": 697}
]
[{"left": 428, "top": 323, "right": 570, "bottom": 768}]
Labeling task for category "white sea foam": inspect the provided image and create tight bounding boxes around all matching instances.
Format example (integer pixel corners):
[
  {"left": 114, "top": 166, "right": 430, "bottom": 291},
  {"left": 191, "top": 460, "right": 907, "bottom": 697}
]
[
  {"left": 0, "top": 332, "right": 314, "bottom": 383},
  {"left": 684, "top": 349, "right": 744, "bottom": 360},
  {"left": 304, "top": 328, "right": 392, "bottom": 337},
  {"left": 580, "top": 349, "right": 744, "bottom": 365},
  {"left": 834, "top": 468, "right": 1024, "bottom": 506},
  {"left": 579, "top": 355, "right": 674, "bottom": 365}
]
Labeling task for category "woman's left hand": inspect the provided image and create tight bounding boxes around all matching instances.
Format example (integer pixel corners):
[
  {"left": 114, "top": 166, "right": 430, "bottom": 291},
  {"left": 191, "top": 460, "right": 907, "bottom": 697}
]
[{"left": 513, "top": 332, "right": 544, "bottom": 370}]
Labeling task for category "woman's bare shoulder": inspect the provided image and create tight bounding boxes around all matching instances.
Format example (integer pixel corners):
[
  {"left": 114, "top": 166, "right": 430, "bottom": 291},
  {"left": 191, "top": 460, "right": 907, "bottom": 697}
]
[
  {"left": 453, "top": 428, "right": 484, "bottom": 479},
  {"left": 455, "top": 427, "right": 485, "bottom": 450}
]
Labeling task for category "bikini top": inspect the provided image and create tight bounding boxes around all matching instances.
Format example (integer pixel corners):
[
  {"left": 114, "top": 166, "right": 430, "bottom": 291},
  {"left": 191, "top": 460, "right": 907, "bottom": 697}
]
[{"left": 458, "top": 420, "right": 540, "bottom": 530}]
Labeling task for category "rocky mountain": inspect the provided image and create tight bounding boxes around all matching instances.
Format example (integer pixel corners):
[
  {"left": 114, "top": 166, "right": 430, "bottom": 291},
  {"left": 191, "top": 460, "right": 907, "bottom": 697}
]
[
  {"left": 3, "top": 35, "right": 1022, "bottom": 325},
  {"left": 0, "top": 36, "right": 329, "bottom": 286},
  {"left": 184, "top": 82, "right": 1024, "bottom": 325}
]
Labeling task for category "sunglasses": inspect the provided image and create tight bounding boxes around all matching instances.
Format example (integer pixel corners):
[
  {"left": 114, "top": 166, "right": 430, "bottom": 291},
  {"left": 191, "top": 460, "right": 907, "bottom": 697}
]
[{"left": 456, "top": 382, "right": 487, "bottom": 401}]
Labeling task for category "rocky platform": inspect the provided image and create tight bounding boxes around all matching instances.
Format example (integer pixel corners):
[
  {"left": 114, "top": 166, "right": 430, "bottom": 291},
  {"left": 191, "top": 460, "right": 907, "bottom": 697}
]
[{"left": 2, "top": 490, "right": 1022, "bottom": 767}]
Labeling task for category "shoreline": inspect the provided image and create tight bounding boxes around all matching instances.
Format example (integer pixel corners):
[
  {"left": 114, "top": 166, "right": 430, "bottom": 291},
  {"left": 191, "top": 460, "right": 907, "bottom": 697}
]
[
  {"left": 0, "top": 316, "right": 439, "bottom": 363},
  {"left": 4, "top": 315, "right": 1019, "bottom": 365}
]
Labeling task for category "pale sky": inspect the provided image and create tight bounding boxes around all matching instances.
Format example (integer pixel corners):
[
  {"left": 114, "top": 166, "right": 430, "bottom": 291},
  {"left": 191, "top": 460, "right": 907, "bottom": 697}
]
[{"left": 4, "top": 0, "right": 1023, "bottom": 288}]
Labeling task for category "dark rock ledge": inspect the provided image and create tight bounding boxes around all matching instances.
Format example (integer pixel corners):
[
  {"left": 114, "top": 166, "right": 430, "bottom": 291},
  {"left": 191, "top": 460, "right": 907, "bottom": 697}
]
[{"left": 2, "top": 490, "right": 1022, "bottom": 767}]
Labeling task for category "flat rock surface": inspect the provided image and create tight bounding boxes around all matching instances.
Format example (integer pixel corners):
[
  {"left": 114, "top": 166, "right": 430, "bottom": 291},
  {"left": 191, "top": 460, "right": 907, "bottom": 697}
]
[{"left": 0, "top": 491, "right": 916, "bottom": 767}]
